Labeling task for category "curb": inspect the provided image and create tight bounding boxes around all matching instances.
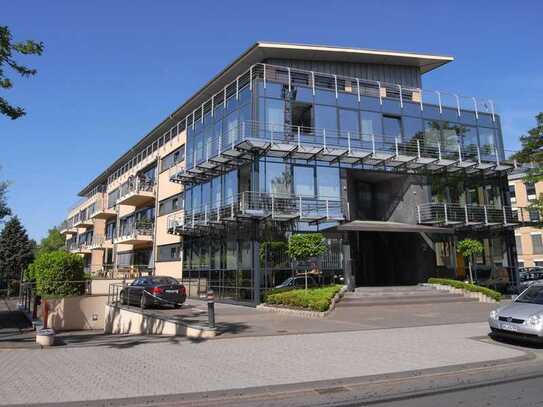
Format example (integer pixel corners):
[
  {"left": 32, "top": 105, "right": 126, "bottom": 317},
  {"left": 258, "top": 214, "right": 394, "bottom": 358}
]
[
  {"left": 256, "top": 285, "right": 348, "bottom": 319},
  {"left": 421, "top": 283, "right": 498, "bottom": 303}
]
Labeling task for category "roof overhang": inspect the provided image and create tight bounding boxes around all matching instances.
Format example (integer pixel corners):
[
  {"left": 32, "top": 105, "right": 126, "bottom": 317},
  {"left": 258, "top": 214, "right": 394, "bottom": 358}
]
[
  {"left": 78, "top": 42, "right": 453, "bottom": 196},
  {"left": 330, "top": 220, "right": 454, "bottom": 234}
]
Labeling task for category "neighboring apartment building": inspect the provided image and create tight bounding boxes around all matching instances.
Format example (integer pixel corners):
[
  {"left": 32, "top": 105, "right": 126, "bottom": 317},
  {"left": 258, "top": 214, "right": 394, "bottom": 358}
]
[
  {"left": 509, "top": 169, "right": 543, "bottom": 268},
  {"left": 61, "top": 42, "right": 530, "bottom": 304}
]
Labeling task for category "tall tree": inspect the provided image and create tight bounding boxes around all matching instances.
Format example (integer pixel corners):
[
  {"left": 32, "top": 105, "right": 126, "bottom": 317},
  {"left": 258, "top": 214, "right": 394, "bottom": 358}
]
[
  {"left": 0, "top": 26, "right": 44, "bottom": 119},
  {"left": 37, "top": 227, "right": 65, "bottom": 255},
  {"left": 0, "top": 216, "right": 34, "bottom": 282},
  {"left": 512, "top": 112, "right": 543, "bottom": 183},
  {"left": 0, "top": 178, "right": 9, "bottom": 222}
]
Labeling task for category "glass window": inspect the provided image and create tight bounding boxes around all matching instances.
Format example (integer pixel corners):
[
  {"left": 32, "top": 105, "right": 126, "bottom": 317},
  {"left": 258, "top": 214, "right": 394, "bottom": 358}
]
[
  {"left": 509, "top": 184, "right": 516, "bottom": 200},
  {"left": 259, "top": 98, "right": 284, "bottom": 135},
  {"left": 360, "top": 111, "right": 382, "bottom": 140},
  {"left": 223, "top": 111, "right": 238, "bottom": 147},
  {"left": 223, "top": 170, "right": 238, "bottom": 203},
  {"left": 532, "top": 235, "right": 543, "bottom": 254},
  {"left": 442, "top": 123, "right": 460, "bottom": 153},
  {"left": 107, "top": 189, "right": 119, "bottom": 209},
  {"left": 478, "top": 127, "right": 496, "bottom": 157},
  {"left": 314, "top": 105, "right": 337, "bottom": 133},
  {"left": 293, "top": 86, "right": 313, "bottom": 103},
  {"left": 317, "top": 166, "right": 340, "bottom": 198},
  {"left": 526, "top": 183, "right": 537, "bottom": 196},
  {"left": 383, "top": 116, "right": 402, "bottom": 140},
  {"left": 515, "top": 235, "right": 522, "bottom": 254},
  {"left": 423, "top": 120, "right": 441, "bottom": 147},
  {"left": 211, "top": 176, "right": 222, "bottom": 208},
  {"left": 202, "top": 181, "right": 211, "bottom": 209},
  {"left": 338, "top": 109, "right": 359, "bottom": 135},
  {"left": 293, "top": 166, "right": 315, "bottom": 197},
  {"left": 314, "top": 89, "right": 336, "bottom": 105},
  {"left": 292, "top": 102, "right": 313, "bottom": 132},
  {"left": 265, "top": 162, "right": 292, "bottom": 195},
  {"left": 157, "top": 244, "right": 181, "bottom": 262},
  {"left": 529, "top": 209, "right": 541, "bottom": 223},
  {"left": 459, "top": 125, "right": 479, "bottom": 158},
  {"left": 403, "top": 117, "right": 424, "bottom": 143},
  {"left": 161, "top": 145, "right": 185, "bottom": 172},
  {"left": 158, "top": 193, "right": 183, "bottom": 216}
]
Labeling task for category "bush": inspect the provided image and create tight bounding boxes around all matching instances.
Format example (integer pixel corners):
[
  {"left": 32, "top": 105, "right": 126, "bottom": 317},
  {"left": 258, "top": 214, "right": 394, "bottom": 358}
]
[
  {"left": 264, "top": 285, "right": 343, "bottom": 312},
  {"left": 27, "top": 251, "right": 85, "bottom": 298},
  {"left": 427, "top": 278, "right": 502, "bottom": 302}
]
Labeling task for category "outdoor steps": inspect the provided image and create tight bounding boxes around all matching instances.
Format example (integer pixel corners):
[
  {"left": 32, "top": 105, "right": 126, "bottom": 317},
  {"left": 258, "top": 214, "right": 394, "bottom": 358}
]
[{"left": 342, "top": 285, "right": 479, "bottom": 306}]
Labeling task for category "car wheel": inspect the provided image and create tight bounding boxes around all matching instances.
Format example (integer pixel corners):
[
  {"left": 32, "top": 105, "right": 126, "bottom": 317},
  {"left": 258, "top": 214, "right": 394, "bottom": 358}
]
[{"left": 173, "top": 303, "right": 181, "bottom": 309}]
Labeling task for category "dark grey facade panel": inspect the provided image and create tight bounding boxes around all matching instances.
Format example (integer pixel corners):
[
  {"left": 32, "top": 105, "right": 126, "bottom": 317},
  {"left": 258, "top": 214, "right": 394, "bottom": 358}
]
[{"left": 264, "top": 58, "right": 422, "bottom": 88}]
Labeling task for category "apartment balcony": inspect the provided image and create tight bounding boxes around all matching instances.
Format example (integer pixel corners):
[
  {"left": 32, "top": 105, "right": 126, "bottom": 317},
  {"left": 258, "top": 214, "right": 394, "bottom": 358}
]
[
  {"left": 68, "top": 242, "right": 92, "bottom": 254},
  {"left": 88, "top": 235, "right": 111, "bottom": 250},
  {"left": 116, "top": 177, "right": 156, "bottom": 207},
  {"left": 59, "top": 220, "right": 77, "bottom": 236},
  {"left": 416, "top": 203, "right": 537, "bottom": 229},
  {"left": 115, "top": 224, "right": 154, "bottom": 246},
  {"left": 167, "top": 191, "right": 344, "bottom": 236},
  {"left": 89, "top": 195, "right": 116, "bottom": 220},
  {"left": 170, "top": 121, "right": 515, "bottom": 188}
]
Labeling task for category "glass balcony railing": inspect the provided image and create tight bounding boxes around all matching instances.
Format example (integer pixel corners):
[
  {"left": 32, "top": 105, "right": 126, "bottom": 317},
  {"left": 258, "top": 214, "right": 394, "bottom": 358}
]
[
  {"left": 167, "top": 191, "right": 344, "bottom": 235},
  {"left": 417, "top": 203, "right": 537, "bottom": 227}
]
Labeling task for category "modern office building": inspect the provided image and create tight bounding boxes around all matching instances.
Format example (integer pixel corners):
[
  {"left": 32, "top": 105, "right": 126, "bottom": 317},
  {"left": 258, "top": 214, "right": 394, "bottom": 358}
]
[
  {"left": 509, "top": 168, "right": 543, "bottom": 268},
  {"left": 61, "top": 42, "right": 531, "bottom": 304}
]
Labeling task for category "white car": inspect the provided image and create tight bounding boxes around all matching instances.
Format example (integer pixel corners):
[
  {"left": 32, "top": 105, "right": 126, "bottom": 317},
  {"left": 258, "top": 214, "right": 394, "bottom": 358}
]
[{"left": 489, "top": 283, "right": 543, "bottom": 343}]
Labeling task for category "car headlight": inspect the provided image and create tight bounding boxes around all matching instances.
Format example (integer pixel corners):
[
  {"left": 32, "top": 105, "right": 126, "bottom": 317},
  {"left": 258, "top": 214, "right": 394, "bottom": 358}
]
[
  {"left": 489, "top": 310, "right": 498, "bottom": 320},
  {"left": 526, "top": 314, "right": 543, "bottom": 327}
]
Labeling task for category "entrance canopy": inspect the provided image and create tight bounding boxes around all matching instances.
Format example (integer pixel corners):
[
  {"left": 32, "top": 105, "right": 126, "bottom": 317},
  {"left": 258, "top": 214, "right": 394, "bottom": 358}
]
[{"left": 330, "top": 220, "right": 454, "bottom": 234}]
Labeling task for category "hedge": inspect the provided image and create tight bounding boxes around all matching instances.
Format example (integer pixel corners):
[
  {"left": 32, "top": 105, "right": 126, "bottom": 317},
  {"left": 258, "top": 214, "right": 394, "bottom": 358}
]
[
  {"left": 427, "top": 278, "right": 502, "bottom": 302},
  {"left": 264, "top": 284, "right": 343, "bottom": 312}
]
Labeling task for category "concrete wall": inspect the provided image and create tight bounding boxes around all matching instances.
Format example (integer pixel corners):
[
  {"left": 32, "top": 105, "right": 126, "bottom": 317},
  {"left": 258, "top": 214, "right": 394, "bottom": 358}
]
[
  {"left": 90, "top": 278, "right": 133, "bottom": 295},
  {"left": 44, "top": 295, "right": 108, "bottom": 331}
]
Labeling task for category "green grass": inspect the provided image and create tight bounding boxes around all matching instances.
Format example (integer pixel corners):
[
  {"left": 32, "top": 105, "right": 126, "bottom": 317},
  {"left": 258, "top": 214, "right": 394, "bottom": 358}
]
[
  {"left": 427, "top": 278, "right": 502, "bottom": 302},
  {"left": 263, "top": 284, "right": 343, "bottom": 312}
]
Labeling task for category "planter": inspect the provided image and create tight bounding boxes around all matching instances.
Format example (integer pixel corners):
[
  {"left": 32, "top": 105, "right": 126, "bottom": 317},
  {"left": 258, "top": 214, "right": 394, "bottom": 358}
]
[{"left": 36, "top": 329, "right": 55, "bottom": 346}]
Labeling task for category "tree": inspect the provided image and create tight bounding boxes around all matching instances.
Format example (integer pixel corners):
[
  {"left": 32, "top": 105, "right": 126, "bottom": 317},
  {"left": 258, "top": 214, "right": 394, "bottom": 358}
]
[
  {"left": 0, "top": 26, "right": 44, "bottom": 119},
  {"left": 27, "top": 251, "right": 84, "bottom": 297},
  {"left": 0, "top": 216, "right": 34, "bottom": 283},
  {"left": 287, "top": 233, "right": 328, "bottom": 290},
  {"left": 457, "top": 239, "right": 483, "bottom": 284},
  {"left": 511, "top": 113, "right": 543, "bottom": 219},
  {"left": 0, "top": 178, "right": 10, "bottom": 222},
  {"left": 36, "top": 228, "right": 65, "bottom": 256}
]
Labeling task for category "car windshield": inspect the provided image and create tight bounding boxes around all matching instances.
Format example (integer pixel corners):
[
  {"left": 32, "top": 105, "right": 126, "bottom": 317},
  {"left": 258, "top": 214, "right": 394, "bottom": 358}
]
[{"left": 516, "top": 285, "right": 543, "bottom": 305}]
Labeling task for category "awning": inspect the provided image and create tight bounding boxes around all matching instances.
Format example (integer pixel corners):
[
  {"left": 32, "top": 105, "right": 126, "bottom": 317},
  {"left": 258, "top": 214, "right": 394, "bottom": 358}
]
[{"left": 330, "top": 220, "right": 454, "bottom": 234}]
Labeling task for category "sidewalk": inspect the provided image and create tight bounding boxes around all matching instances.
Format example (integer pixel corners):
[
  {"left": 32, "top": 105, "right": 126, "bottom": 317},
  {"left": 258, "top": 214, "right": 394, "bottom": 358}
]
[{"left": 0, "top": 322, "right": 526, "bottom": 405}]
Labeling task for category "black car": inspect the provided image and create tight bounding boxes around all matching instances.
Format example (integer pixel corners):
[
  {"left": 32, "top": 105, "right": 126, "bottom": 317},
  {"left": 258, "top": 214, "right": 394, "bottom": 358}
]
[
  {"left": 275, "top": 276, "right": 318, "bottom": 289},
  {"left": 120, "top": 276, "right": 186, "bottom": 309}
]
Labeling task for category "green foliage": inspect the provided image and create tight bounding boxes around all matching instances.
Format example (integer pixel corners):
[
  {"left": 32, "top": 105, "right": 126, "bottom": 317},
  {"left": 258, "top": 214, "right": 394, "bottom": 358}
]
[
  {"left": 428, "top": 278, "right": 502, "bottom": 302},
  {"left": 259, "top": 241, "right": 288, "bottom": 267},
  {"left": 287, "top": 233, "right": 327, "bottom": 261},
  {"left": 0, "top": 168, "right": 10, "bottom": 222},
  {"left": 0, "top": 216, "right": 34, "bottom": 281},
  {"left": 264, "top": 285, "right": 343, "bottom": 312},
  {"left": 27, "top": 251, "right": 85, "bottom": 298},
  {"left": 457, "top": 239, "right": 483, "bottom": 259},
  {"left": 0, "top": 26, "right": 44, "bottom": 119},
  {"left": 36, "top": 228, "right": 65, "bottom": 256},
  {"left": 511, "top": 112, "right": 543, "bottom": 183}
]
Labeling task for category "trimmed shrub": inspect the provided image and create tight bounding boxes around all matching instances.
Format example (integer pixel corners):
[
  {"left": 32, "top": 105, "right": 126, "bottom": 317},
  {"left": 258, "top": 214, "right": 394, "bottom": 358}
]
[
  {"left": 427, "top": 278, "right": 502, "bottom": 302},
  {"left": 264, "top": 284, "right": 342, "bottom": 312},
  {"left": 27, "top": 251, "right": 85, "bottom": 298}
]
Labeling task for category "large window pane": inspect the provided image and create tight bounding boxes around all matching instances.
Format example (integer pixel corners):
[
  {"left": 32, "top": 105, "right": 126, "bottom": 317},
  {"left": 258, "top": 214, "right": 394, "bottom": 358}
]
[
  {"left": 317, "top": 166, "right": 340, "bottom": 198},
  {"left": 293, "top": 166, "right": 315, "bottom": 197},
  {"left": 259, "top": 98, "right": 284, "bottom": 132},
  {"left": 383, "top": 116, "right": 402, "bottom": 140},
  {"left": 314, "top": 105, "right": 338, "bottom": 133},
  {"left": 479, "top": 127, "right": 496, "bottom": 157},
  {"left": 223, "top": 170, "right": 238, "bottom": 203},
  {"left": 403, "top": 117, "right": 424, "bottom": 143},
  {"left": 339, "top": 109, "right": 359, "bottom": 135},
  {"left": 459, "top": 125, "right": 479, "bottom": 159},
  {"left": 360, "top": 111, "right": 382, "bottom": 141},
  {"left": 266, "top": 162, "right": 292, "bottom": 195}
]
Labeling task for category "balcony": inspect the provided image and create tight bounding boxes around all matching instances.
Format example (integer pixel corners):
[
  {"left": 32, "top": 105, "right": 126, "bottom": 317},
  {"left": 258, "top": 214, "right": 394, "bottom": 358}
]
[
  {"left": 89, "top": 194, "right": 116, "bottom": 220},
  {"left": 59, "top": 220, "right": 77, "bottom": 235},
  {"left": 416, "top": 203, "right": 537, "bottom": 229},
  {"left": 116, "top": 177, "right": 155, "bottom": 207},
  {"left": 170, "top": 121, "right": 515, "bottom": 188},
  {"left": 167, "top": 191, "right": 344, "bottom": 236},
  {"left": 116, "top": 224, "right": 154, "bottom": 246},
  {"left": 88, "top": 235, "right": 111, "bottom": 250}
]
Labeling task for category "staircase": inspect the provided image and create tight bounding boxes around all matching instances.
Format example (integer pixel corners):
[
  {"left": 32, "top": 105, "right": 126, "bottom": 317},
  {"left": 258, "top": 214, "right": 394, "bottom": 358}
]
[{"left": 339, "top": 285, "right": 478, "bottom": 307}]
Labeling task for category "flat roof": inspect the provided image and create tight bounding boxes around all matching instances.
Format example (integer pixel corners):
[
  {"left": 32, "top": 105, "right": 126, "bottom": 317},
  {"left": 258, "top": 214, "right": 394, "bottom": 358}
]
[{"left": 78, "top": 42, "right": 454, "bottom": 196}]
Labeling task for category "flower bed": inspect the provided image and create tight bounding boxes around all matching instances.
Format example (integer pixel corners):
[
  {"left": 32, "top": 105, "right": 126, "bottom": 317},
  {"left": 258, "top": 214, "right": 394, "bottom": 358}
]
[
  {"left": 263, "top": 285, "right": 343, "bottom": 312},
  {"left": 427, "top": 278, "right": 502, "bottom": 302}
]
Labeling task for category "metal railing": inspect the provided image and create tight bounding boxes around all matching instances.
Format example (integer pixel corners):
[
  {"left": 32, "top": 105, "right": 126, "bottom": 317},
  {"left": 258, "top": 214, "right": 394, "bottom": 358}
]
[
  {"left": 167, "top": 191, "right": 344, "bottom": 233},
  {"left": 171, "top": 120, "right": 512, "bottom": 186},
  {"left": 116, "top": 223, "right": 154, "bottom": 241},
  {"left": 417, "top": 203, "right": 534, "bottom": 226},
  {"left": 117, "top": 176, "right": 156, "bottom": 202}
]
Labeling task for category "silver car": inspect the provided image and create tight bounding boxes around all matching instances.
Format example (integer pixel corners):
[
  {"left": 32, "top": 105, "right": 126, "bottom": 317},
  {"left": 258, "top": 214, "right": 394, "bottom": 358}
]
[{"left": 489, "top": 283, "right": 543, "bottom": 343}]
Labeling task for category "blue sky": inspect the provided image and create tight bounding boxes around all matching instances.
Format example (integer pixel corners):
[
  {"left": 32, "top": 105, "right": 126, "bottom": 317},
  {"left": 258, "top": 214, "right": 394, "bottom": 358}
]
[{"left": 1, "top": 1, "right": 542, "bottom": 240}]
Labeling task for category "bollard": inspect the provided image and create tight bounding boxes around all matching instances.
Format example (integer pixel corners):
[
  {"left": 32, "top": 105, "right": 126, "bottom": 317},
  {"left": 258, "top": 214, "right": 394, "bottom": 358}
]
[{"left": 207, "top": 290, "right": 215, "bottom": 329}]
